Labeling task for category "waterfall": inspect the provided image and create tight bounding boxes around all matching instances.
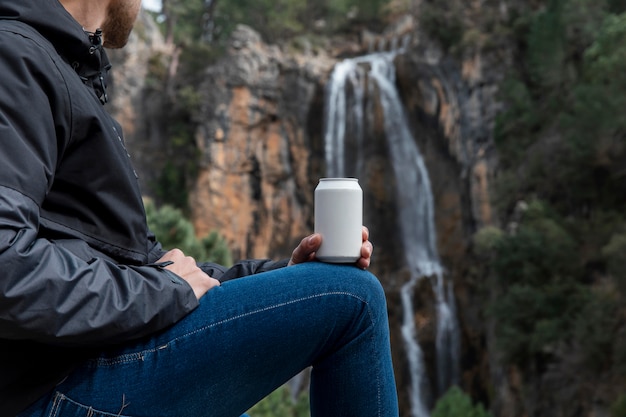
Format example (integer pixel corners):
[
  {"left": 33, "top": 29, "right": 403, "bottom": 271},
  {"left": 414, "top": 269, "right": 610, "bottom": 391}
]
[{"left": 323, "top": 48, "right": 461, "bottom": 415}]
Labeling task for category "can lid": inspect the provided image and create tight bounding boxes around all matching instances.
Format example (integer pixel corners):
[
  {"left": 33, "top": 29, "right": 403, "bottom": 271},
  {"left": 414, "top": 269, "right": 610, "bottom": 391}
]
[{"left": 319, "top": 177, "right": 358, "bottom": 182}]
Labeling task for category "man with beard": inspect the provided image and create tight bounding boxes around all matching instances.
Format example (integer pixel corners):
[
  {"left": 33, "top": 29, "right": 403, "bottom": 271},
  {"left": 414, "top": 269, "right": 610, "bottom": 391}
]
[{"left": 0, "top": 1, "right": 399, "bottom": 416}]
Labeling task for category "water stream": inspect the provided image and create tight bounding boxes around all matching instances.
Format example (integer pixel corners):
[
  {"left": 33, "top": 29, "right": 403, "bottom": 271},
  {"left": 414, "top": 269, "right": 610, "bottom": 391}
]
[{"left": 323, "top": 48, "right": 460, "bottom": 415}]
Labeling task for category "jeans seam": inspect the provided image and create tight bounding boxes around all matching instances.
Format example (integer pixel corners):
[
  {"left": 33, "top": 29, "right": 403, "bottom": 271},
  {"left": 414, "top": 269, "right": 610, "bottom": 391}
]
[
  {"left": 48, "top": 392, "right": 62, "bottom": 417},
  {"left": 48, "top": 392, "right": 133, "bottom": 417},
  {"left": 377, "top": 332, "right": 382, "bottom": 417},
  {"left": 92, "top": 291, "right": 376, "bottom": 367}
]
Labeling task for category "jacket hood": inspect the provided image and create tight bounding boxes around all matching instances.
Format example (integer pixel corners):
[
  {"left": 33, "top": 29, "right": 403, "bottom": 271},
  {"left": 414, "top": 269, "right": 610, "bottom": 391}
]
[{"left": 0, "top": 0, "right": 111, "bottom": 103}]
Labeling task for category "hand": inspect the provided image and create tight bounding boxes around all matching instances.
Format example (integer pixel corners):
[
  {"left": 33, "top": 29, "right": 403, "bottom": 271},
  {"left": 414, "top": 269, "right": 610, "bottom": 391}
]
[
  {"left": 288, "top": 226, "right": 374, "bottom": 269},
  {"left": 157, "top": 249, "right": 220, "bottom": 299}
]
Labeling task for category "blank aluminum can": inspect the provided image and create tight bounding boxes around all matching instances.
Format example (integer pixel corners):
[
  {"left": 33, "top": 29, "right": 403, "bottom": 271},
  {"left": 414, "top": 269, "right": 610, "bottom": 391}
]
[{"left": 314, "top": 178, "right": 363, "bottom": 263}]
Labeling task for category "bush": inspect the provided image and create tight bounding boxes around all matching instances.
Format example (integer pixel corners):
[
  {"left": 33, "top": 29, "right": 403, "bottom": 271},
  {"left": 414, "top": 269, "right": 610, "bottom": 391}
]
[
  {"left": 489, "top": 282, "right": 587, "bottom": 365},
  {"left": 472, "top": 226, "right": 504, "bottom": 257},
  {"left": 246, "top": 384, "right": 309, "bottom": 417},
  {"left": 145, "top": 199, "right": 233, "bottom": 265},
  {"left": 432, "top": 386, "right": 491, "bottom": 417},
  {"left": 492, "top": 200, "right": 578, "bottom": 287},
  {"left": 611, "top": 394, "right": 626, "bottom": 417},
  {"left": 602, "top": 231, "right": 626, "bottom": 293},
  {"left": 573, "top": 291, "right": 619, "bottom": 370},
  {"left": 419, "top": 1, "right": 465, "bottom": 53},
  {"left": 488, "top": 200, "right": 589, "bottom": 365},
  {"left": 614, "top": 329, "right": 626, "bottom": 375}
]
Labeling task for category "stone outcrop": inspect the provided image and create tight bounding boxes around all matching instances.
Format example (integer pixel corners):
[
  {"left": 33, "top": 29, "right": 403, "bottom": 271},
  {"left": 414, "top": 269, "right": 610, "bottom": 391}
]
[{"left": 187, "top": 25, "right": 338, "bottom": 260}]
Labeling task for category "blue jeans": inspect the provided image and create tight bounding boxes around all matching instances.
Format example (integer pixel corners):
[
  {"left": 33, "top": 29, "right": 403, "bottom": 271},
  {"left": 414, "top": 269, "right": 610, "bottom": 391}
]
[{"left": 19, "top": 262, "right": 399, "bottom": 417}]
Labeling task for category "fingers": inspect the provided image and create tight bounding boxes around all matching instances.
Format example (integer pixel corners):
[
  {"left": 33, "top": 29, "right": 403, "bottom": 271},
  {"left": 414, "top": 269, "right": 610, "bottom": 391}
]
[
  {"left": 289, "top": 227, "right": 373, "bottom": 268},
  {"left": 356, "top": 239, "right": 373, "bottom": 269},
  {"left": 357, "top": 226, "right": 373, "bottom": 269},
  {"left": 157, "top": 249, "right": 220, "bottom": 300},
  {"left": 158, "top": 248, "right": 195, "bottom": 275},
  {"left": 288, "top": 233, "right": 321, "bottom": 266}
]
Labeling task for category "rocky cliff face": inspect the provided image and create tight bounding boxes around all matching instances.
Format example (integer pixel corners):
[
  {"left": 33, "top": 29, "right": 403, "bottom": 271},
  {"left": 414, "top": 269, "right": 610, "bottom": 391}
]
[{"left": 187, "top": 26, "right": 336, "bottom": 260}]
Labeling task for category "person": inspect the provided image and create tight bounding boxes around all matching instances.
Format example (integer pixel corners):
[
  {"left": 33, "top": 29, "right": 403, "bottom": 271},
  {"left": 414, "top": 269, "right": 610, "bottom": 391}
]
[{"left": 0, "top": 0, "right": 400, "bottom": 416}]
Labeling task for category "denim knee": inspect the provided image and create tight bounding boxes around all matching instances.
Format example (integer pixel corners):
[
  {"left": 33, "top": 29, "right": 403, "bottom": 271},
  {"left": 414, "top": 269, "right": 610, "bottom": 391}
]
[
  {"left": 348, "top": 268, "right": 388, "bottom": 320},
  {"left": 309, "top": 262, "right": 389, "bottom": 322}
]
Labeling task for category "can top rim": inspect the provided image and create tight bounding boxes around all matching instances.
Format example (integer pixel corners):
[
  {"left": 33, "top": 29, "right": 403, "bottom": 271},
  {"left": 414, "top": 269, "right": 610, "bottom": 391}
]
[{"left": 319, "top": 177, "right": 358, "bottom": 182}]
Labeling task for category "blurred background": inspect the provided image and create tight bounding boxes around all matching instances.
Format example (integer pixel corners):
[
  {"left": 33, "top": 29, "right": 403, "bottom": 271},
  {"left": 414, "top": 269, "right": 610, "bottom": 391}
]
[{"left": 107, "top": 0, "right": 626, "bottom": 415}]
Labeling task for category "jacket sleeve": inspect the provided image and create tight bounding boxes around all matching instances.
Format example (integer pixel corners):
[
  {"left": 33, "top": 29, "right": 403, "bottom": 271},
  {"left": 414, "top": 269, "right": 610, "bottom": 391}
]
[
  {"left": 0, "top": 187, "right": 199, "bottom": 347},
  {"left": 219, "top": 259, "right": 290, "bottom": 282},
  {"left": 0, "top": 30, "right": 198, "bottom": 347},
  {"left": 146, "top": 230, "right": 290, "bottom": 282}
]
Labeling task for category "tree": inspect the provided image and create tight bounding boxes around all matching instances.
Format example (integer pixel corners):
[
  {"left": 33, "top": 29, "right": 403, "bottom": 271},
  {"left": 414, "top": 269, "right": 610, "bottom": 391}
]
[
  {"left": 246, "top": 385, "right": 309, "bottom": 417},
  {"left": 145, "top": 199, "right": 233, "bottom": 266},
  {"left": 432, "top": 386, "right": 491, "bottom": 417}
]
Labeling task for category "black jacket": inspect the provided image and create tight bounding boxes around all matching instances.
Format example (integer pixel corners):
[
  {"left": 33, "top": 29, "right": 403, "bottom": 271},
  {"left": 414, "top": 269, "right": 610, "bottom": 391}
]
[{"left": 0, "top": 1, "right": 286, "bottom": 415}]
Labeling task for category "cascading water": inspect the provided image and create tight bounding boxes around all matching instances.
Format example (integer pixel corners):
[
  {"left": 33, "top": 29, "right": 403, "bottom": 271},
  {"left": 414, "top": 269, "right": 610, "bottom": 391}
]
[{"left": 323, "top": 46, "right": 460, "bottom": 415}]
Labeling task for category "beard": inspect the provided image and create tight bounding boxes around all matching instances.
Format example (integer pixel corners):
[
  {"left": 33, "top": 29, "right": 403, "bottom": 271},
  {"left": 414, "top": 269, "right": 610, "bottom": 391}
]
[{"left": 101, "top": 0, "right": 141, "bottom": 49}]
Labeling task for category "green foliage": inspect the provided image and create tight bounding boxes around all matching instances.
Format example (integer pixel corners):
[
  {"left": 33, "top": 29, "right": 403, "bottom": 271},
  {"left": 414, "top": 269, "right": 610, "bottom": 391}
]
[
  {"left": 246, "top": 385, "right": 309, "bottom": 417},
  {"left": 320, "top": 0, "right": 389, "bottom": 30},
  {"left": 490, "top": 282, "right": 587, "bottom": 365},
  {"left": 526, "top": 0, "right": 568, "bottom": 89},
  {"left": 212, "top": 0, "right": 391, "bottom": 42},
  {"left": 493, "top": 77, "right": 540, "bottom": 167},
  {"left": 490, "top": 0, "right": 626, "bottom": 384},
  {"left": 144, "top": 199, "right": 233, "bottom": 266},
  {"left": 432, "top": 386, "right": 492, "bottom": 417},
  {"left": 178, "top": 42, "right": 223, "bottom": 76},
  {"left": 145, "top": 51, "right": 169, "bottom": 88},
  {"left": 200, "top": 230, "right": 234, "bottom": 269},
  {"left": 602, "top": 231, "right": 626, "bottom": 293},
  {"left": 492, "top": 201, "right": 578, "bottom": 286},
  {"left": 488, "top": 200, "right": 586, "bottom": 365},
  {"left": 615, "top": 330, "right": 626, "bottom": 375},
  {"left": 151, "top": 87, "right": 202, "bottom": 211},
  {"left": 611, "top": 394, "right": 626, "bottom": 417},
  {"left": 160, "top": 0, "right": 209, "bottom": 44},
  {"left": 584, "top": 13, "right": 626, "bottom": 84},
  {"left": 573, "top": 291, "right": 619, "bottom": 370},
  {"left": 154, "top": 161, "right": 190, "bottom": 211},
  {"left": 608, "top": 0, "right": 626, "bottom": 13},
  {"left": 419, "top": 1, "right": 465, "bottom": 53},
  {"left": 495, "top": 2, "right": 626, "bottom": 211},
  {"left": 472, "top": 226, "right": 504, "bottom": 257},
  {"left": 213, "top": 0, "right": 306, "bottom": 42}
]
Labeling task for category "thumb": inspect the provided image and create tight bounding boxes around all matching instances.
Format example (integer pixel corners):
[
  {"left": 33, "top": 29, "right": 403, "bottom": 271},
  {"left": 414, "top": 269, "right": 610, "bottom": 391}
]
[{"left": 289, "top": 234, "right": 321, "bottom": 265}]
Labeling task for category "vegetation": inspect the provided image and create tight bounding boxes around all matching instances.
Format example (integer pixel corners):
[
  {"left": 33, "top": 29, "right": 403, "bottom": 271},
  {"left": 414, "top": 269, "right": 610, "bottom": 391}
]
[
  {"left": 145, "top": 199, "right": 233, "bottom": 265},
  {"left": 153, "top": 0, "right": 395, "bottom": 45},
  {"left": 482, "top": 0, "right": 626, "bottom": 378},
  {"left": 248, "top": 384, "right": 491, "bottom": 417},
  {"left": 432, "top": 386, "right": 492, "bottom": 417},
  {"left": 246, "top": 385, "right": 309, "bottom": 417},
  {"left": 612, "top": 394, "right": 626, "bottom": 417}
]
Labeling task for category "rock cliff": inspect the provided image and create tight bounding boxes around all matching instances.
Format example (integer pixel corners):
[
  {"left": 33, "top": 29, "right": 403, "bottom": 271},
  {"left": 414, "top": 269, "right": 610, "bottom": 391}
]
[{"left": 187, "top": 25, "right": 334, "bottom": 260}]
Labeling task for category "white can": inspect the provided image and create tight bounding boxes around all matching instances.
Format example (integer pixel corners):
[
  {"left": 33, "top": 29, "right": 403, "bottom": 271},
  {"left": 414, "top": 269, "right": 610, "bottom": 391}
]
[{"left": 314, "top": 178, "right": 363, "bottom": 263}]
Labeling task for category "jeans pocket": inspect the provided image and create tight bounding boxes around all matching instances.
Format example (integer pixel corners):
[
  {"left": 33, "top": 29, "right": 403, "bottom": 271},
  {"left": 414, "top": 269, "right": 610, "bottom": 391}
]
[{"left": 47, "top": 392, "right": 136, "bottom": 417}]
